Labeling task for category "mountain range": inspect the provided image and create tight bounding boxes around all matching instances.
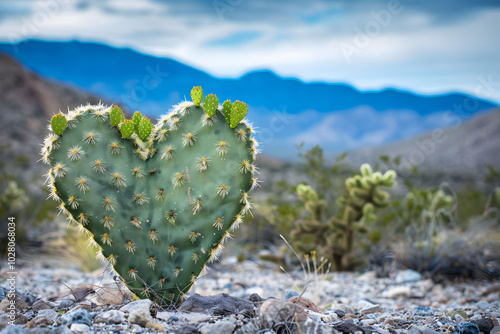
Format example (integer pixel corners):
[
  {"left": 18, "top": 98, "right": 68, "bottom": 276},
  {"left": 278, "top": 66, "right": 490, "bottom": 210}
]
[{"left": 0, "top": 40, "right": 497, "bottom": 160}]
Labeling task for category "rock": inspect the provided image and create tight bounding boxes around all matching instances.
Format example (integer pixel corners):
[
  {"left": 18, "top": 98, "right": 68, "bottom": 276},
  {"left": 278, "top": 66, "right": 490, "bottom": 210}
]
[
  {"left": 58, "top": 300, "right": 74, "bottom": 308},
  {"left": 456, "top": 321, "right": 480, "bottom": 334},
  {"left": 128, "top": 309, "right": 153, "bottom": 327},
  {"left": 395, "top": 269, "right": 422, "bottom": 283},
  {"left": 93, "top": 287, "right": 124, "bottom": 305},
  {"left": 35, "top": 309, "right": 60, "bottom": 323},
  {"left": 93, "top": 310, "right": 125, "bottom": 324},
  {"left": 173, "top": 324, "right": 201, "bottom": 334},
  {"left": 179, "top": 293, "right": 254, "bottom": 316},
  {"left": 200, "top": 321, "right": 235, "bottom": 334},
  {"left": 335, "top": 304, "right": 354, "bottom": 315},
  {"left": 477, "top": 301, "right": 491, "bottom": 311},
  {"left": 31, "top": 300, "right": 51, "bottom": 312},
  {"left": 491, "top": 326, "right": 500, "bottom": 334},
  {"left": 0, "top": 325, "right": 26, "bottom": 334},
  {"left": 333, "top": 320, "right": 365, "bottom": 333},
  {"left": 0, "top": 313, "right": 28, "bottom": 327},
  {"left": 59, "top": 309, "right": 92, "bottom": 326},
  {"left": 156, "top": 311, "right": 211, "bottom": 325},
  {"left": 288, "top": 296, "right": 324, "bottom": 314},
  {"left": 412, "top": 306, "right": 435, "bottom": 317},
  {"left": 260, "top": 299, "right": 308, "bottom": 328},
  {"left": 24, "top": 316, "right": 54, "bottom": 328},
  {"left": 383, "top": 286, "right": 412, "bottom": 299},
  {"left": 0, "top": 294, "right": 28, "bottom": 312},
  {"left": 357, "top": 300, "right": 382, "bottom": 314},
  {"left": 69, "top": 323, "right": 89, "bottom": 333},
  {"left": 18, "top": 292, "right": 37, "bottom": 307},
  {"left": 119, "top": 299, "right": 152, "bottom": 313},
  {"left": 471, "top": 318, "right": 494, "bottom": 333}
]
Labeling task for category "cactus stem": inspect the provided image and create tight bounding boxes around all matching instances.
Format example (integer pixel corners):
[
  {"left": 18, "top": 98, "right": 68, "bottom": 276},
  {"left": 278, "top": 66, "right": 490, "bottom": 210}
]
[
  {"left": 102, "top": 197, "right": 116, "bottom": 212},
  {"left": 112, "top": 172, "right": 127, "bottom": 188},
  {"left": 201, "top": 114, "right": 216, "bottom": 127},
  {"left": 182, "top": 132, "right": 197, "bottom": 147},
  {"left": 172, "top": 172, "right": 186, "bottom": 188},
  {"left": 109, "top": 141, "right": 123, "bottom": 155},
  {"left": 76, "top": 176, "right": 90, "bottom": 193},
  {"left": 230, "top": 215, "right": 243, "bottom": 231},
  {"left": 150, "top": 230, "right": 158, "bottom": 244},
  {"left": 108, "top": 254, "right": 117, "bottom": 266},
  {"left": 100, "top": 216, "right": 115, "bottom": 229},
  {"left": 161, "top": 145, "right": 175, "bottom": 160},
  {"left": 129, "top": 268, "right": 138, "bottom": 280},
  {"left": 130, "top": 217, "right": 143, "bottom": 229},
  {"left": 196, "top": 157, "right": 210, "bottom": 172},
  {"left": 156, "top": 189, "right": 165, "bottom": 202},
  {"left": 216, "top": 141, "right": 230, "bottom": 157},
  {"left": 192, "top": 253, "right": 199, "bottom": 263},
  {"left": 67, "top": 145, "right": 85, "bottom": 161},
  {"left": 148, "top": 256, "right": 157, "bottom": 269},
  {"left": 83, "top": 131, "right": 98, "bottom": 145},
  {"left": 192, "top": 199, "right": 202, "bottom": 215},
  {"left": 169, "top": 117, "right": 181, "bottom": 130},
  {"left": 217, "top": 184, "right": 230, "bottom": 199},
  {"left": 68, "top": 195, "right": 80, "bottom": 209},
  {"left": 239, "top": 160, "right": 251, "bottom": 174},
  {"left": 78, "top": 212, "right": 89, "bottom": 225},
  {"left": 189, "top": 231, "right": 199, "bottom": 243},
  {"left": 92, "top": 159, "right": 106, "bottom": 173},
  {"left": 133, "top": 193, "right": 150, "bottom": 205},
  {"left": 235, "top": 129, "right": 247, "bottom": 141},
  {"left": 132, "top": 167, "right": 145, "bottom": 178},
  {"left": 166, "top": 210, "right": 176, "bottom": 225},
  {"left": 53, "top": 163, "right": 67, "bottom": 178},
  {"left": 168, "top": 245, "right": 177, "bottom": 257},
  {"left": 213, "top": 217, "right": 224, "bottom": 230},
  {"left": 125, "top": 240, "right": 137, "bottom": 253},
  {"left": 101, "top": 232, "right": 112, "bottom": 246},
  {"left": 173, "top": 267, "right": 181, "bottom": 277}
]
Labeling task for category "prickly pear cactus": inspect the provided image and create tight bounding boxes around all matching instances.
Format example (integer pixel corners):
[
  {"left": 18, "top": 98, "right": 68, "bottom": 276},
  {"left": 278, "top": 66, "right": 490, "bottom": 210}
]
[{"left": 41, "top": 87, "right": 260, "bottom": 304}]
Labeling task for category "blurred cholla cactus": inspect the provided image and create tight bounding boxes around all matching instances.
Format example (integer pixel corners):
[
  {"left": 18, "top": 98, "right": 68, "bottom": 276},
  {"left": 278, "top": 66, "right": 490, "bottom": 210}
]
[
  {"left": 292, "top": 164, "right": 396, "bottom": 271},
  {"left": 0, "top": 181, "right": 28, "bottom": 216}
]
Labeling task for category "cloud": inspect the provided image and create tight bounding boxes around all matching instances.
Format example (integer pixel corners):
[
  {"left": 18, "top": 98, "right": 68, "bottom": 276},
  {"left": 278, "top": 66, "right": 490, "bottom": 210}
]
[{"left": 0, "top": 0, "right": 499, "bottom": 102}]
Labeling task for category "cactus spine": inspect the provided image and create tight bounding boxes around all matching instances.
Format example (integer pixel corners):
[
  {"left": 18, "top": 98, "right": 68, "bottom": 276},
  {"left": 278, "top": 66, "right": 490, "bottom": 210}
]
[{"left": 41, "top": 87, "right": 259, "bottom": 305}]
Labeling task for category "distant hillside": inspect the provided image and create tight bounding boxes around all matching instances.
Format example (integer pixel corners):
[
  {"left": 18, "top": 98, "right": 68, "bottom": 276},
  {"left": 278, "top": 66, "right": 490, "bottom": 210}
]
[
  {"left": 0, "top": 40, "right": 497, "bottom": 158},
  {"left": 0, "top": 54, "right": 106, "bottom": 185},
  {"left": 347, "top": 109, "right": 500, "bottom": 175}
]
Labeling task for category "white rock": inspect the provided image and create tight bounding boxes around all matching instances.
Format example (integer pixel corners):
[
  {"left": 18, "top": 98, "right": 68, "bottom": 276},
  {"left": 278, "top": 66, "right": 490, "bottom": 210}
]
[
  {"left": 383, "top": 286, "right": 412, "bottom": 299},
  {"left": 200, "top": 320, "right": 235, "bottom": 334},
  {"left": 70, "top": 323, "right": 90, "bottom": 333},
  {"left": 156, "top": 311, "right": 211, "bottom": 324},
  {"left": 94, "top": 310, "right": 126, "bottom": 324},
  {"left": 119, "top": 299, "right": 152, "bottom": 313}
]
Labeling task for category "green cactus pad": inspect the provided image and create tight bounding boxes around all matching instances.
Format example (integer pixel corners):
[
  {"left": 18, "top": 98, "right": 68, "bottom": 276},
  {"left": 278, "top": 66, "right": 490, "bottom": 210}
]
[
  {"left": 110, "top": 105, "right": 125, "bottom": 127},
  {"left": 221, "top": 100, "right": 232, "bottom": 123},
  {"left": 137, "top": 117, "right": 153, "bottom": 141},
  {"left": 190, "top": 86, "right": 203, "bottom": 106},
  {"left": 51, "top": 113, "right": 67, "bottom": 136},
  {"left": 120, "top": 120, "right": 135, "bottom": 138},
  {"left": 42, "top": 94, "right": 258, "bottom": 305},
  {"left": 230, "top": 101, "right": 248, "bottom": 128},
  {"left": 203, "top": 94, "right": 219, "bottom": 117},
  {"left": 132, "top": 111, "right": 143, "bottom": 132}
]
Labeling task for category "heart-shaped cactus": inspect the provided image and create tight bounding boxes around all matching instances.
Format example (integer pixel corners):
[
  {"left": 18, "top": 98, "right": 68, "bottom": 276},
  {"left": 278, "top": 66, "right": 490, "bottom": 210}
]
[{"left": 41, "top": 87, "right": 260, "bottom": 305}]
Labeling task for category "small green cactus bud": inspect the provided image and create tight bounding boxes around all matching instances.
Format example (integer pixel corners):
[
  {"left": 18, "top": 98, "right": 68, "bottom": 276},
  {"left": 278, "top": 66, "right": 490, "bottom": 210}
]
[
  {"left": 137, "top": 116, "right": 153, "bottom": 141},
  {"left": 382, "top": 170, "right": 396, "bottom": 186},
  {"left": 230, "top": 101, "right": 248, "bottom": 128},
  {"left": 222, "top": 100, "right": 232, "bottom": 123},
  {"left": 132, "top": 111, "right": 143, "bottom": 132},
  {"left": 203, "top": 94, "right": 219, "bottom": 117},
  {"left": 297, "top": 184, "right": 317, "bottom": 202},
  {"left": 51, "top": 113, "right": 67, "bottom": 136},
  {"left": 119, "top": 119, "right": 134, "bottom": 138},
  {"left": 110, "top": 105, "right": 125, "bottom": 127},
  {"left": 191, "top": 86, "right": 203, "bottom": 106}
]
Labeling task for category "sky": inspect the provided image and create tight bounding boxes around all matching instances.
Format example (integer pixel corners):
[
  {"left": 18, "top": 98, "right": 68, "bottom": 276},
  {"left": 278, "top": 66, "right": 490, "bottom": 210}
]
[{"left": 0, "top": 0, "right": 499, "bottom": 103}]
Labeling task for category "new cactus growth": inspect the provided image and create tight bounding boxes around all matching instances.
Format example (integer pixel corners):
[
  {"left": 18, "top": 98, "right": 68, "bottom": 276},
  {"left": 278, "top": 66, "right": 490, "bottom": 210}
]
[
  {"left": 291, "top": 164, "right": 396, "bottom": 271},
  {"left": 41, "top": 87, "right": 259, "bottom": 304}
]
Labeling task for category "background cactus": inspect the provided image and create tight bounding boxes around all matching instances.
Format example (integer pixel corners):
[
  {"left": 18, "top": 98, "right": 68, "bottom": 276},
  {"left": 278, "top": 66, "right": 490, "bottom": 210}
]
[
  {"left": 41, "top": 87, "right": 259, "bottom": 305},
  {"left": 291, "top": 163, "right": 396, "bottom": 271}
]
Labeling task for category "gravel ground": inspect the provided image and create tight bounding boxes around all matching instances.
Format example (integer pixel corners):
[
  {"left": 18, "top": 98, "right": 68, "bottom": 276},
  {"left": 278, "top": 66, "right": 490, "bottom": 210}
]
[{"left": 0, "top": 255, "right": 499, "bottom": 334}]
